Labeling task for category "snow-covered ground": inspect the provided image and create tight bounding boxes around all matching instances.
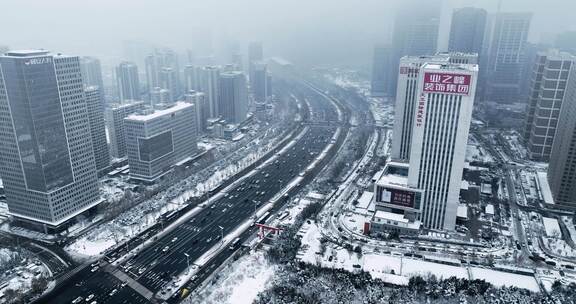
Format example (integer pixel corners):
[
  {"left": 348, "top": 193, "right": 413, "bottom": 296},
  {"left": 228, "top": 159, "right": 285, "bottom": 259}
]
[
  {"left": 184, "top": 252, "right": 275, "bottom": 304},
  {"left": 297, "top": 222, "right": 540, "bottom": 292},
  {"left": 0, "top": 247, "right": 49, "bottom": 299}
]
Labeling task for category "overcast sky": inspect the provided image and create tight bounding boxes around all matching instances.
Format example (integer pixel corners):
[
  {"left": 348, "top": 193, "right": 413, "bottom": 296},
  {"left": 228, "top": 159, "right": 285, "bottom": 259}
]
[{"left": 1, "top": 0, "right": 574, "bottom": 66}]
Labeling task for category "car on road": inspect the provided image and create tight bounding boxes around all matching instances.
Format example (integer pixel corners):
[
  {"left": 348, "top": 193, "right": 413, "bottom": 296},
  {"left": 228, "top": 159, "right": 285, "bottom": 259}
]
[
  {"left": 121, "top": 281, "right": 128, "bottom": 288},
  {"left": 72, "top": 296, "right": 83, "bottom": 304},
  {"left": 90, "top": 266, "right": 99, "bottom": 272},
  {"left": 162, "top": 246, "right": 170, "bottom": 252},
  {"left": 109, "top": 289, "right": 118, "bottom": 296},
  {"left": 85, "top": 294, "right": 95, "bottom": 301},
  {"left": 171, "top": 237, "right": 178, "bottom": 243},
  {"left": 206, "top": 237, "right": 213, "bottom": 243}
]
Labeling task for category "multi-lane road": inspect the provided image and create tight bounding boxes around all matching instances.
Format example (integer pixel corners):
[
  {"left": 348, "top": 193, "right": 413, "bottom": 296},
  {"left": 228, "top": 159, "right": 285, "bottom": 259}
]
[{"left": 37, "top": 80, "right": 347, "bottom": 304}]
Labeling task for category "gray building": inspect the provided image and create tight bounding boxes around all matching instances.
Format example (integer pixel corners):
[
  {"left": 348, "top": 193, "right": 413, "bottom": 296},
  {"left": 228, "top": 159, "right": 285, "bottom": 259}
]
[
  {"left": 524, "top": 50, "right": 575, "bottom": 161},
  {"left": 448, "top": 7, "right": 487, "bottom": 55},
  {"left": 371, "top": 45, "right": 394, "bottom": 97},
  {"left": 251, "top": 61, "right": 268, "bottom": 103},
  {"left": 248, "top": 41, "right": 263, "bottom": 80},
  {"left": 484, "top": 13, "right": 532, "bottom": 103},
  {"left": 218, "top": 71, "right": 248, "bottom": 124},
  {"left": 85, "top": 87, "right": 111, "bottom": 173},
  {"left": 80, "top": 56, "right": 105, "bottom": 103},
  {"left": 160, "top": 67, "right": 179, "bottom": 102},
  {"left": 199, "top": 66, "right": 220, "bottom": 118},
  {"left": 124, "top": 102, "right": 197, "bottom": 182},
  {"left": 116, "top": 61, "right": 141, "bottom": 102},
  {"left": 548, "top": 58, "right": 576, "bottom": 208},
  {"left": 0, "top": 50, "right": 102, "bottom": 232},
  {"left": 150, "top": 87, "right": 171, "bottom": 107},
  {"left": 106, "top": 101, "right": 146, "bottom": 158},
  {"left": 185, "top": 90, "right": 208, "bottom": 132},
  {"left": 184, "top": 65, "right": 200, "bottom": 92}
]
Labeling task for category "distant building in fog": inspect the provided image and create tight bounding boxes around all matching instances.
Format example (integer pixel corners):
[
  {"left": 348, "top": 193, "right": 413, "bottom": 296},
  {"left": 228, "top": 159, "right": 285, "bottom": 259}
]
[
  {"left": 219, "top": 71, "right": 248, "bottom": 124},
  {"left": 448, "top": 7, "right": 487, "bottom": 55},
  {"left": 116, "top": 61, "right": 141, "bottom": 102},
  {"left": 85, "top": 87, "right": 111, "bottom": 173},
  {"left": 81, "top": 56, "right": 105, "bottom": 103},
  {"left": 371, "top": 45, "right": 394, "bottom": 97}
]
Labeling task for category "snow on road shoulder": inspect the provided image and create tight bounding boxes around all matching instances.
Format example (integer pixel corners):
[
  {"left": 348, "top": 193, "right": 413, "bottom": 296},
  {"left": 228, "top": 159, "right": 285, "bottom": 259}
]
[
  {"left": 470, "top": 267, "right": 540, "bottom": 292},
  {"left": 185, "top": 252, "right": 275, "bottom": 304}
]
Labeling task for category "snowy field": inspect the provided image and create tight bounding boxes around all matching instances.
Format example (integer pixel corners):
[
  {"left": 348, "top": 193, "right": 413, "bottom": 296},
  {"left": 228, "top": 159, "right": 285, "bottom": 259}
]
[{"left": 184, "top": 252, "right": 275, "bottom": 304}]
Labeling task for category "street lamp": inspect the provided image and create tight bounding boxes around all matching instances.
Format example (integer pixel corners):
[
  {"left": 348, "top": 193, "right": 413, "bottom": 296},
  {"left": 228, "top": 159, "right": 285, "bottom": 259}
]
[
  {"left": 184, "top": 253, "right": 190, "bottom": 273},
  {"left": 218, "top": 226, "right": 224, "bottom": 242}
]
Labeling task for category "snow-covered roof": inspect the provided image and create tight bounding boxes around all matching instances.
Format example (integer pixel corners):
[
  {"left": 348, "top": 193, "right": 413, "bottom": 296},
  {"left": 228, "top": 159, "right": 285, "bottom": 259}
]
[
  {"left": 543, "top": 217, "right": 561, "bottom": 237},
  {"left": 374, "top": 211, "right": 408, "bottom": 223},
  {"left": 485, "top": 204, "right": 494, "bottom": 215},
  {"left": 537, "top": 171, "right": 554, "bottom": 205},
  {"left": 126, "top": 102, "right": 191, "bottom": 122},
  {"left": 457, "top": 204, "right": 468, "bottom": 219},
  {"left": 356, "top": 191, "right": 373, "bottom": 209},
  {"left": 481, "top": 183, "right": 492, "bottom": 195},
  {"left": 306, "top": 192, "right": 325, "bottom": 201},
  {"left": 461, "top": 180, "right": 469, "bottom": 190}
]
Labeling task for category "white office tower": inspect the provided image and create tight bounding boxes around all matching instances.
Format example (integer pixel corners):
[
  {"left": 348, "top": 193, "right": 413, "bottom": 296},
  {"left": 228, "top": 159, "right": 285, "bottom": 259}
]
[
  {"left": 124, "top": 102, "right": 197, "bottom": 182},
  {"left": 199, "top": 66, "right": 220, "bottom": 118},
  {"left": 106, "top": 101, "right": 146, "bottom": 158},
  {"left": 391, "top": 53, "right": 478, "bottom": 161},
  {"left": 251, "top": 61, "right": 268, "bottom": 103},
  {"left": 0, "top": 50, "right": 102, "bottom": 232},
  {"left": 116, "top": 61, "right": 141, "bottom": 102},
  {"left": 408, "top": 63, "right": 478, "bottom": 230},
  {"left": 185, "top": 90, "right": 208, "bottom": 132},
  {"left": 219, "top": 71, "right": 248, "bottom": 124},
  {"left": 85, "top": 87, "right": 111, "bottom": 173}
]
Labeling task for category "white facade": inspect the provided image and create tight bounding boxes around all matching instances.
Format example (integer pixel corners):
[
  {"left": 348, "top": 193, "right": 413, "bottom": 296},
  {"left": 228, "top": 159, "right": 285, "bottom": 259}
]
[{"left": 407, "top": 63, "right": 478, "bottom": 230}]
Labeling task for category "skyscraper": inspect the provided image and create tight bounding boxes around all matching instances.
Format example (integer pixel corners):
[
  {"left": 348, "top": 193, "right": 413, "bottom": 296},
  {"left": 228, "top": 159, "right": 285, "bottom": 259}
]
[
  {"left": 145, "top": 54, "right": 160, "bottom": 91},
  {"left": 85, "top": 87, "right": 111, "bottom": 173},
  {"left": 124, "top": 102, "right": 197, "bottom": 182},
  {"left": 80, "top": 56, "right": 105, "bottom": 103},
  {"left": 548, "top": 59, "right": 576, "bottom": 208},
  {"left": 185, "top": 90, "right": 208, "bottom": 132},
  {"left": 248, "top": 41, "right": 263, "bottom": 81},
  {"left": 199, "top": 66, "right": 220, "bottom": 118},
  {"left": 0, "top": 50, "right": 102, "bottom": 232},
  {"left": 448, "top": 7, "right": 487, "bottom": 54},
  {"left": 145, "top": 49, "right": 181, "bottom": 95},
  {"left": 160, "top": 67, "right": 178, "bottom": 102},
  {"left": 218, "top": 71, "right": 248, "bottom": 124},
  {"left": 390, "top": 1, "right": 441, "bottom": 96},
  {"left": 391, "top": 53, "right": 462, "bottom": 161},
  {"left": 371, "top": 45, "right": 394, "bottom": 97},
  {"left": 252, "top": 61, "right": 268, "bottom": 103},
  {"left": 523, "top": 50, "right": 574, "bottom": 161},
  {"left": 106, "top": 101, "right": 146, "bottom": 158},
  {"left": 116, "top": 61, "right": 141, "bottom": 102},
  {"left": 484, "top": 13, "right": 532, "bottom": 103},
  {"left": 408, "top": 63, "right": 479, "bottom": 230},
  {"left": 184, "top": 65, "right": 200, "bottom": 92}
]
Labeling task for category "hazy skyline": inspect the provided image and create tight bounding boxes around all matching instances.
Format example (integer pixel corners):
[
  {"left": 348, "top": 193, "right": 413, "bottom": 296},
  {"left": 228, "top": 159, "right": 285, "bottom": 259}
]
[{"left": 1, "top": 0, "right": 574, "bottom": 66}]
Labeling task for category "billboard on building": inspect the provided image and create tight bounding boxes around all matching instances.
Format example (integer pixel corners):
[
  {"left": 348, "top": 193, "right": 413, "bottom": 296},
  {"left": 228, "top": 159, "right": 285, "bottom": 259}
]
[
  {"left": 423, "top": 72, "right": 471, "bottom": 95},
  {"left": 381, "top": 187, "right": 417, "bottom": 209}
]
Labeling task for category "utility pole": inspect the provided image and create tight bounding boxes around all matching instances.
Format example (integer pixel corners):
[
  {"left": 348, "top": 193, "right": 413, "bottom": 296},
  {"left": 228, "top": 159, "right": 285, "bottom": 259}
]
[
  {"left": 184, "top": 253, "right": 190, "bottom": 273},
  {"left": 218, "top": 226, "right": 224, "bottom": 242}
]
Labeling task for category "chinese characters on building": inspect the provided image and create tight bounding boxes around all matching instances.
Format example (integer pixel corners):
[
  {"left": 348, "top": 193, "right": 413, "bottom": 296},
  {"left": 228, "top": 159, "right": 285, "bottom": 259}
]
[
  {"left": 416, "top": 93, "right": 426, "bottom": 127},
  {"left": 423, "top": 72, "right": 471, "bottom": 95}
]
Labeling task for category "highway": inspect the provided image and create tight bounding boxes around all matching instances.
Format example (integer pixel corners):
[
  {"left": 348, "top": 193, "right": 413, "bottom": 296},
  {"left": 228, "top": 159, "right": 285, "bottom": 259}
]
[{"left": 36, "top": 80, "right": 345, "bottom": 304}]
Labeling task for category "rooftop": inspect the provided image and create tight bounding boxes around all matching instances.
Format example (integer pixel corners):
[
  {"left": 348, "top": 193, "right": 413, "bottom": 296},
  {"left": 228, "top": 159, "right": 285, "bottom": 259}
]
[
  {"left": 126, "top": 102, "right": 192, "bottom": 122},
  {"left": 4, "top": 49, "right": 50, "bottom": 57},
  {"left": 422, "top": 62, "right": 479, "bottom": 72}
]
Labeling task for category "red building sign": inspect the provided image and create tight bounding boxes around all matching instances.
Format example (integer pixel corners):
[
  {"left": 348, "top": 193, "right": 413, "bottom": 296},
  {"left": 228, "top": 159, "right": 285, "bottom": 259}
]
[{"left": 423, "top": 72, "right": 471, "bottom": 95}]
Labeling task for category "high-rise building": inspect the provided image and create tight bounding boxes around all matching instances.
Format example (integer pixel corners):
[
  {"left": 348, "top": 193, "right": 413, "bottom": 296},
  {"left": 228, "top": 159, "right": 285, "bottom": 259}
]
[
  {"left": 80, "top": 57, "right": 105, "bottom": 103},
  {"left": 391, "top": 53, "right": 477, "bottom": 161},
  {"left": 548, "top": 58, "right": 576, "bottom": 208},
  {"left": 448, "top": 7, "right": 487, "bottom": 54},
  {"left": 185, "top": 90, "right": 208, "bottom": 132},
  {"left": 484, "top": 13, "right": 532, "bottom": 103},
  {"left": 0, "top": 50, "right": 102, "bottom": 232},
  {"left": 390, "top": 1, "right": 441, "bottom": 96},
  {"left": 218, "top": 71, "right": 248, "bottom": 124},
  {"left": 184, "top": 65, "right": 200, "bottom": 92},
  {"left": 523, "top": 50, "right": 575, "bottom": 161},
  {"left": 85, "top": 87, "right": 111, "bottom": 173},
  {"left": 199, "top": 66, "right": 220, "bottom": 118},
  {"left": 555, "top": 31, "right": 576, "bottom": 54},
  {"left": 124, "top": 102, "right": 197, "bottom": 182},
  {"left": 371, "top": 45, "right": 394, "bottom": 97},
  {"left": 0, "top": 46, "right": 9, "bottom": 54},
  {"left": 150, "top": 87, "right": 171, "bottom": 107},
  {"left": 116, "top": 61, "right": 140, "bottom": 102},
  {"left": 248, "top": 41, "right": 263, "bottom": 80},
  {"left": 252, "top": 61, "right": 268, "bottom": 103},
  {"left": 145, "top": 54, "right": 160, "bottom": 91},
  {"left": 160, "top": 67, "right": 178, "bottom": 102},
  {"left": 106, "top": 101, "right": 146, "bottom": 158}
]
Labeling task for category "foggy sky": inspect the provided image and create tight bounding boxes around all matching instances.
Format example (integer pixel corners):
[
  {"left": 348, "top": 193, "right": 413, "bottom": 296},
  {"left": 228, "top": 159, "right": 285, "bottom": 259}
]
[{"left": 1, "top": 0, "right": 574, "bottom": 67}]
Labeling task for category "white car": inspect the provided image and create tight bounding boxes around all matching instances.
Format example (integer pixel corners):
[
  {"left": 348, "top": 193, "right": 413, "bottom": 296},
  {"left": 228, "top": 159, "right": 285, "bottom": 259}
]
[{"left": 85, "top": 294, "right": 95, "bottom": 301}]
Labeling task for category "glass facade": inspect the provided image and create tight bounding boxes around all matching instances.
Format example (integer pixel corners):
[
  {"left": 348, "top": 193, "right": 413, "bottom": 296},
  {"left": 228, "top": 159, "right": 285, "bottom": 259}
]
[
  {"left": 0, "top": 56, "right": 73, "bottom": 192},
  {"left": 138, "top": 130, "right": 173, "bottom": 161}
]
